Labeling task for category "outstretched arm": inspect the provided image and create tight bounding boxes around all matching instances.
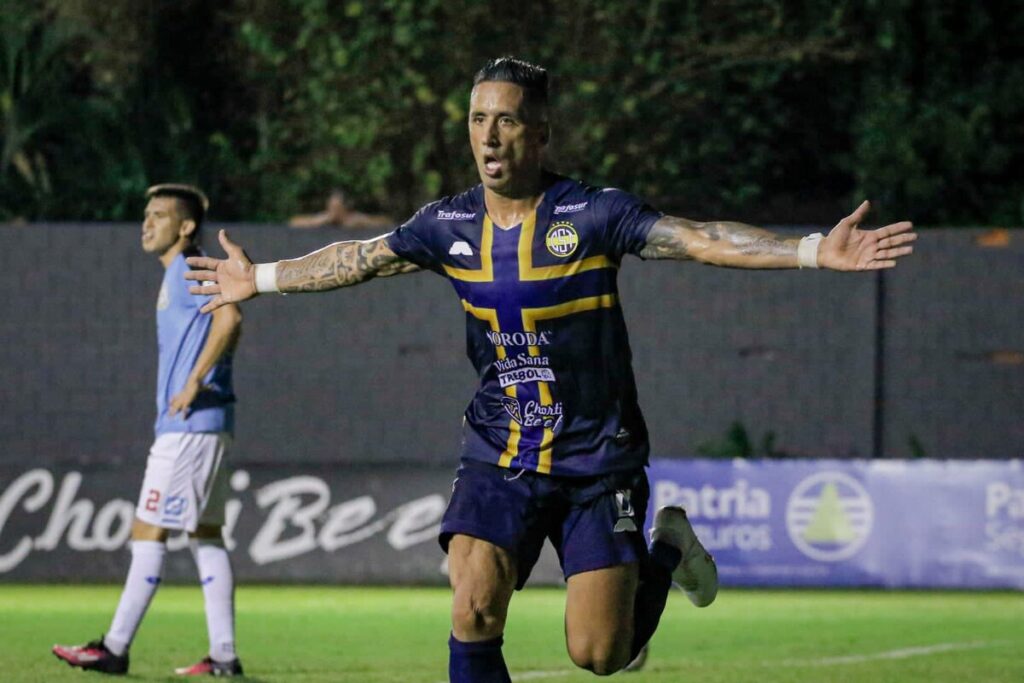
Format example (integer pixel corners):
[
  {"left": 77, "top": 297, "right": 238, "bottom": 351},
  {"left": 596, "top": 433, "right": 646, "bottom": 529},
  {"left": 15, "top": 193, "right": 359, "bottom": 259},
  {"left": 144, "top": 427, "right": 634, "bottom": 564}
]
[
  {"left": 640, "top": 200, "right": 915, "bottom": 270},
  {"left": 185, "top": 230, "right": 420, "bottom": 313}
]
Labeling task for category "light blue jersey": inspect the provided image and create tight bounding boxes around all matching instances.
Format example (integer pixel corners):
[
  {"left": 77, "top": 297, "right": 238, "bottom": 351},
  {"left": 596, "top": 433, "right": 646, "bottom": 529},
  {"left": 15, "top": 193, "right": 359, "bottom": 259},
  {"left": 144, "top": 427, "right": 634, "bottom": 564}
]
[{"left": 154, "top": 248, "right": 235, "bottom": 436}]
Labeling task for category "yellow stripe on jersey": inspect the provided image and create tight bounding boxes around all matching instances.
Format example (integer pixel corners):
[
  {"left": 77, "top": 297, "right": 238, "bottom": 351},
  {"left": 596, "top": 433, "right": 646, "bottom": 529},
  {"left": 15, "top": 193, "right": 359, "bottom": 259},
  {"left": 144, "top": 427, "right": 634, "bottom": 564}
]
[
  {"left": 461, "top": 299, "right": 520, "bottom": 467},
  {"left": 518, "top": 211, "right": 615, "bottom": 281},
  {"left": 521, "top": 293, "right": 618, "bottom": 473},
  {"left": 444, "top": 216, "right": 495, "bottom": 282}
]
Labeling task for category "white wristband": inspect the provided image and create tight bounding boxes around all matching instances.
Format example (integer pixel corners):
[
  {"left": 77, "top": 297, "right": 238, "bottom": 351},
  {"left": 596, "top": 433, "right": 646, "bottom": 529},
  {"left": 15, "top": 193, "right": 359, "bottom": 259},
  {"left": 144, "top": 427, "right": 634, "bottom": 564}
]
[
  {"left": 798, "top": 233, "right": 824, "bottom": 269},
  {"left": 253, "top": 262, "right": 280, "bottom": 293}
]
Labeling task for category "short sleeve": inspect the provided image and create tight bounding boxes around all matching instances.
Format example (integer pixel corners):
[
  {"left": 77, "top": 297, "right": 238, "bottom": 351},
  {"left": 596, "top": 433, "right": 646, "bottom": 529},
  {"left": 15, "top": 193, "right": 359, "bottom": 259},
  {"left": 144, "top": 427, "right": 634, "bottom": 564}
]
[
  {"left": 179, "top": 251, "right": 211, "bottom": 310},
  {"left": 386, "top": 203, "right": 445, "bottom": 274},
  {"left": 595, "top": 188, "right": 663, "bottom": 260}
]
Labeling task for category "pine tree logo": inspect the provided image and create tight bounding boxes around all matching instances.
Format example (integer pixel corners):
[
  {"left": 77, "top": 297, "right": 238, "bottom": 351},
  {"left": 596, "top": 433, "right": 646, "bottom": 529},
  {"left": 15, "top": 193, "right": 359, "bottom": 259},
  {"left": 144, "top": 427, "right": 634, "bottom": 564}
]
[{"left": 786, "top": 472, "right": 873, "bottom": 561}]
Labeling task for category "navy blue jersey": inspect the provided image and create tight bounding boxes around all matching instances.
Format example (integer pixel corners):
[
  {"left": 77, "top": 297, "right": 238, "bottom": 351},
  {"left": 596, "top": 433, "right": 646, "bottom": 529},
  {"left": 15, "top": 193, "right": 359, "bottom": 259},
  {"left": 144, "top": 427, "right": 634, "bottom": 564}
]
[{"left": 387, "top": 175, "right": 662, "bottom": 477}]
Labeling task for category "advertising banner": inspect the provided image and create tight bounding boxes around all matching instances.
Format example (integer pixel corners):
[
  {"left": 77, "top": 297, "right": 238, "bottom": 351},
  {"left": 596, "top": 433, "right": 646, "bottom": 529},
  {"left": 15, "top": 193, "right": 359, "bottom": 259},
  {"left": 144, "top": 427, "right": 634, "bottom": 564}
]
[
  {"left": 1, "top": 459, "right": 1022, "bottom": 588},
  {"left": 648, "top": 459, "right": 1024, "bottom": 589}
]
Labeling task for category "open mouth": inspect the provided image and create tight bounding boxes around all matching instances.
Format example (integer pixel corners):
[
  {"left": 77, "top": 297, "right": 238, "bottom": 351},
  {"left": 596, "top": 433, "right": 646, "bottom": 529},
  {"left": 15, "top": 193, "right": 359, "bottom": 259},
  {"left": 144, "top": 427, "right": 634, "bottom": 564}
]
[{"left": 482, "top": 152, "right": 503, "bottom": 177}]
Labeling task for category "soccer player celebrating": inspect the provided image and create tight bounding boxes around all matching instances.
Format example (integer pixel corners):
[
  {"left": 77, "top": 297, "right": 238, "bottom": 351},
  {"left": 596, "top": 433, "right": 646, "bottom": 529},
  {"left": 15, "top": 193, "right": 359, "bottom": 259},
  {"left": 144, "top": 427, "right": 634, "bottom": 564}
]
[
  {"left": 53, "top": 185, "right": 244, "bottom": 677},
  {"left": 186, "top": 58, "right": 915, "bottom": 681}
]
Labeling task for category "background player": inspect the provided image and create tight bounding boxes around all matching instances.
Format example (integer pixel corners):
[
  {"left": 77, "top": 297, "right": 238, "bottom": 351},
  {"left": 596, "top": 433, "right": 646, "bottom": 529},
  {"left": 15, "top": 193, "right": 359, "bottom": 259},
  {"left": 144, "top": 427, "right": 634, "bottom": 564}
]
[
  {"left": 185, "top": 58, "right": 915, "bottom": 681},
  {"left": 53, "top": 184, "right": 244, "bottom": 677}
]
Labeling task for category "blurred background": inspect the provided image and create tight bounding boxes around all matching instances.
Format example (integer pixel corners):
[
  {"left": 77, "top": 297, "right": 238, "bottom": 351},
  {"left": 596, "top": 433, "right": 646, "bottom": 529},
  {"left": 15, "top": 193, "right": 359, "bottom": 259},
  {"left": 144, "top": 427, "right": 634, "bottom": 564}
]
[
  {"left": 1, "top": 1, "right": 1021, "bottom": 588},
  {"left": 2, "top": 0, "right": 1022, "bottom": 225}
]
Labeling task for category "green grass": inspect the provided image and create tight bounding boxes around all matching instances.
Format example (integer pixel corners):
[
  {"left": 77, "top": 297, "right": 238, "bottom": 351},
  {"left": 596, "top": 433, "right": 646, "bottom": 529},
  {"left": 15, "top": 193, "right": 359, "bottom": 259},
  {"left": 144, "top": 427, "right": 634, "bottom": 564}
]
[{"left": 3, "top": 585, "right": 1022, "bottom": 682}]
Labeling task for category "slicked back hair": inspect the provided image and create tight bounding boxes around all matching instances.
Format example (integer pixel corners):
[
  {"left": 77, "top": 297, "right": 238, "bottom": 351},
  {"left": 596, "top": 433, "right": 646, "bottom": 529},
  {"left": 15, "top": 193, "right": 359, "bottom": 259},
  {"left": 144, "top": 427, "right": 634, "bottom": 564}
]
[
  {"left": 145, "top": 183, "right": 209, "bottom": 241},
  {"left": 473, "top": 56, "right": 549, "bottom": 124}
]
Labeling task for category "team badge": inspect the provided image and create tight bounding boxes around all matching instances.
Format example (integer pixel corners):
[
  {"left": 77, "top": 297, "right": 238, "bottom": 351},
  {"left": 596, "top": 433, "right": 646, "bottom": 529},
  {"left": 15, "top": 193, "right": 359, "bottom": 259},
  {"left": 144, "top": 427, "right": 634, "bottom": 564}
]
[{"left": 545, "top": 222, "right": 579, "bottom": 258}]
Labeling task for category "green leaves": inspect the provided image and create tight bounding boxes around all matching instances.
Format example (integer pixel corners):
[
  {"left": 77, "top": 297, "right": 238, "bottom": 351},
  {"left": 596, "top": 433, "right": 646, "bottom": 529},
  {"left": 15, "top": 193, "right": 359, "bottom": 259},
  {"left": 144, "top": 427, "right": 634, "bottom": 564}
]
[{"left": 1, "top": 0, "right": 1019, "bottom": 225}]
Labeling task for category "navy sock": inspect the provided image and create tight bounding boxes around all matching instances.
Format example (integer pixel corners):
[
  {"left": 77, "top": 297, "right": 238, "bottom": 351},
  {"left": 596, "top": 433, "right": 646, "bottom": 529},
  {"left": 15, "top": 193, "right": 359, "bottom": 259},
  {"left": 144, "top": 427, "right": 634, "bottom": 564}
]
[
  {"left": 448, "top": 634, "right": 511, "bottom": 683},
  {"left": 630, "top": 541, "right": 681, "bottom": 658}
]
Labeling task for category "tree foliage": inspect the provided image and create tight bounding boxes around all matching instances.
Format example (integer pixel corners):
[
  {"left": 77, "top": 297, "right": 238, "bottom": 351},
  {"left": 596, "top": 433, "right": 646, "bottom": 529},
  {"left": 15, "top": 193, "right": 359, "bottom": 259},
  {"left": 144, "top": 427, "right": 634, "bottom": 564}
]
[{"left": 1, "top": 0, "right": 1020, "bottom": 225}]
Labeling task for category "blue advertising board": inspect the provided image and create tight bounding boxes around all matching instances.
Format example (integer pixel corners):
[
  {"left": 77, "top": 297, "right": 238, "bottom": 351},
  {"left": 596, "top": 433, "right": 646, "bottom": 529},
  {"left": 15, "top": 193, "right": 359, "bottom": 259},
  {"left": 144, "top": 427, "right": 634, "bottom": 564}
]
[{"left": 647, "top": 459, "right": 1024, "bottom": 589}]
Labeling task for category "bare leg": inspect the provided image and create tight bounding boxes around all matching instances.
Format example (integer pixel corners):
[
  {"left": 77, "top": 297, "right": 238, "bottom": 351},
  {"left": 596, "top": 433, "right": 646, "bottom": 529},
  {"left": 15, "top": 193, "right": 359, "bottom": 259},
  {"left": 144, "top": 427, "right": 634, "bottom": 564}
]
[
  {"left": 564, "top": 563, "right": 640, "bottom": 675},
  {"left": 447, "top": 534, "right": 517, "bottom": 682}
]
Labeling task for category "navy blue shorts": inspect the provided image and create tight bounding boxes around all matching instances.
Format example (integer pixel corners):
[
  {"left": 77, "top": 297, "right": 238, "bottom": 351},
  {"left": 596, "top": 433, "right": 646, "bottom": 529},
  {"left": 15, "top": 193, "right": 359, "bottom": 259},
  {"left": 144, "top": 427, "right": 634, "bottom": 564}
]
[{"left": 439, "top": 460, "right": 649, "bottom": 589}]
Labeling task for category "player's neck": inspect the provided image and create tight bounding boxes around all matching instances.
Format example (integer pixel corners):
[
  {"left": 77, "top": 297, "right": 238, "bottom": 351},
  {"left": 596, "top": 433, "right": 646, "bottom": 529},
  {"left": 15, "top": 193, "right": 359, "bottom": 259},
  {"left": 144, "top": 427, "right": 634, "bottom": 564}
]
[
  {"left": 484, "top": 171, "right": 551, "bottom": 229},
  {"left": 158, "top": 238, "right": 190, "bottom": 268}
]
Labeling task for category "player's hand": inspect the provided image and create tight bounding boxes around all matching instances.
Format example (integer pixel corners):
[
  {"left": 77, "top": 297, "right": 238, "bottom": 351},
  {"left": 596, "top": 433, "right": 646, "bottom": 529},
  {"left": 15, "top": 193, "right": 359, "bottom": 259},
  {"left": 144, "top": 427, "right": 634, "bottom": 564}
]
[
  {"left": 169, "top": 377, "right": 204, "bottom": 418},
  {"left": 185, "top": 229, "right": 258, "bottom": 313},
  {"left": 817, "top": 201, "right": 916, "bottom": 271}
]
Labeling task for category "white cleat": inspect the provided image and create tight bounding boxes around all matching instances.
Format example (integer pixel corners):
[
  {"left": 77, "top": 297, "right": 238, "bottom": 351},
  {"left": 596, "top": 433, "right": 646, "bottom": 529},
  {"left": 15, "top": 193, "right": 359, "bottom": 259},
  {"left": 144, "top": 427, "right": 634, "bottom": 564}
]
[{"left": 650, "top": 506, "right": 718, "bottom": 607}]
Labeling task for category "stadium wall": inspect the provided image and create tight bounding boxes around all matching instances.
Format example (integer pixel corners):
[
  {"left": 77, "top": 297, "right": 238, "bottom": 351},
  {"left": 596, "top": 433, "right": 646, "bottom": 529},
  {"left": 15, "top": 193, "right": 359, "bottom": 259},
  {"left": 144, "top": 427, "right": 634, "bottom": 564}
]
[{"left": 1, "top": 224, "right": 1020, "bottom": 468}]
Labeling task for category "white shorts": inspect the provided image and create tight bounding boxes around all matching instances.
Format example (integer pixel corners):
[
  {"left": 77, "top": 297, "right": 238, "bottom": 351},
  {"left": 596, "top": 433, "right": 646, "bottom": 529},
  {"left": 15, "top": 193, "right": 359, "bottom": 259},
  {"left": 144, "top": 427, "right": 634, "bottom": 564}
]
[{"left": 135, "top": 432, "right": 231, "bottom": 532}]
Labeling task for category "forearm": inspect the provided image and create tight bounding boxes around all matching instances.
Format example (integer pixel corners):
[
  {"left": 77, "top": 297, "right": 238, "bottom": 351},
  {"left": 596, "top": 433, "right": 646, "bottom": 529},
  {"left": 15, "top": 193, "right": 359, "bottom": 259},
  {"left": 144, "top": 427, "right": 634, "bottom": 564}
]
[
  {"left": 273, "top": 235, "right": 418, "bottom": 293},
  {"left": 188, "top": 306, "right": 241, "bottom": 383},
  {"left": 642, "top": 216, "right": 802, "bottom": 269}
]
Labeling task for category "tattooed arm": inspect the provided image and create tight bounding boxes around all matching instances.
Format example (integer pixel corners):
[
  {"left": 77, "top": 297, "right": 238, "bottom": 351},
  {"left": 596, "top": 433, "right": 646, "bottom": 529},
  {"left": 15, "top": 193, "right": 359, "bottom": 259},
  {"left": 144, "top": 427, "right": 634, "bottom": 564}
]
[
  {"left": 640, "top": 215, "right": 801, "bottom": 268},
  {"left": 184, "top": 230, "right": 419, "bottom": 313},
  {"left": 275, "top": 235, "right": 419, "bottom": 292},
  {"left": 640, "top": 201, "right": 916, "bottom": 271}
]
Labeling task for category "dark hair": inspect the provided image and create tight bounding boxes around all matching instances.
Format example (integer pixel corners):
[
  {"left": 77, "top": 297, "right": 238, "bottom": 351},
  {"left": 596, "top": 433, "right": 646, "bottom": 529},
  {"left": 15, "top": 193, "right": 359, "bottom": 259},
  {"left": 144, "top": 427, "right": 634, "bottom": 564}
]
[
  {"left": 145, "top": 183, "right": 209, "bottom": 238},
  {"left": 473, "top": 56, "right": 549, "bottom": 122}
]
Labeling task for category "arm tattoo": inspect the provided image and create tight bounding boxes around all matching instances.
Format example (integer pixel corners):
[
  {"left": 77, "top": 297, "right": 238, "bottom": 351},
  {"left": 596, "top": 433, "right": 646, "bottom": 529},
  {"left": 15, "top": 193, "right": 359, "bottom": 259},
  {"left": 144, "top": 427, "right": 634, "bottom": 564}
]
[
  {"left": 639, "top": 217, "right": 695, "bottom": 260},
  {"left": 276, "top": 235, "right": 420, "bottom": 293},
  {"left": 641, "top": 216, "right": 797, "bottom": 264}
]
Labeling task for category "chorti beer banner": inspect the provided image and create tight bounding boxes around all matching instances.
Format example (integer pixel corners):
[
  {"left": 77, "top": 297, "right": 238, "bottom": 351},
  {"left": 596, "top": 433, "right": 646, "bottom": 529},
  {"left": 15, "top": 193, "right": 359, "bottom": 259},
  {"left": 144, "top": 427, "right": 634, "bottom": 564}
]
[
  {"left": 647, "top": 459, "right": 1024, "bottom": 589},
  {"left": 0, "top": 460, "right": 1022, "bottom": 588}
]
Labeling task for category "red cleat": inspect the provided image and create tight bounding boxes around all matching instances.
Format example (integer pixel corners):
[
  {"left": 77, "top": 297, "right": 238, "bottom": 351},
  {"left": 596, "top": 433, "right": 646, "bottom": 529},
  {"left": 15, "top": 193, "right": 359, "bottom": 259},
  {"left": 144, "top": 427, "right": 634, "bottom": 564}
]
[
  {"left": 175, "top": 655, "right": 244, "bottom": 677},
  {"left": 52, "top": 637, "right": 129, "bottom": 675}
]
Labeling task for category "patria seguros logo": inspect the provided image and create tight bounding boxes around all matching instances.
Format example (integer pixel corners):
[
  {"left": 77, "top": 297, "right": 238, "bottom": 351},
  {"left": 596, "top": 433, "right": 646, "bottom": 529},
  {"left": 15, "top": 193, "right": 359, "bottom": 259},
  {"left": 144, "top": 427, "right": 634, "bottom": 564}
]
[{"left": 785, "top": 471, "right": 874, "bottom": 562}]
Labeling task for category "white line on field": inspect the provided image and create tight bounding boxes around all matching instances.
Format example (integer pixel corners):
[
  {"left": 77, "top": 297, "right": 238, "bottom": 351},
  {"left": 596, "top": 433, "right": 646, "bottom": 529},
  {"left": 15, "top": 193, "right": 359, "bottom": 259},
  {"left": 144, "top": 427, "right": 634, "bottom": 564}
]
[{"left": 770, "top": 640, "right": 1005, "bottom": 667}]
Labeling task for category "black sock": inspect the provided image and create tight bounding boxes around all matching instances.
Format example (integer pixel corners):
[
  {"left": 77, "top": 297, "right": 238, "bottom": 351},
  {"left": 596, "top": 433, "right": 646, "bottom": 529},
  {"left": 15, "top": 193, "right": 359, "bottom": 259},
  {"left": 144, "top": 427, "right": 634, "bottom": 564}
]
[
  {"left": 630, "top": 541, "right": 681, "bottom": 658},
  {"left": 448, "top": 633, "right": 511, "bottom": 683}
]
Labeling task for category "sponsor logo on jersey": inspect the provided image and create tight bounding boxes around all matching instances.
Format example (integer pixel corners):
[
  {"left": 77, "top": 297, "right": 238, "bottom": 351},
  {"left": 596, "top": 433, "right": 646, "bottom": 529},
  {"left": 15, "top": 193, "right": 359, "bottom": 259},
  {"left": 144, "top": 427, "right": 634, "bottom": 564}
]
[
  {"left": 449, "top": 241, "right": 473, "bottom": 256},
  {"left": 437, "top": 209, "right": 476, "bottom": 221},
  {"left": 500, "top": 396, "right": 522, "bottom": 424},
  {"left": 498, "top": 367, "right": 556, "bottom": 388},
  {"left": 545, "top": 221, "right": 579, "bottom": 257},
  {"left": 553, "top": 201, "right": 588, "bottom": 215},
  {"left": 495, "top": 353, "right": 555, "bottom": 387},
  {"left": 485, "top": 330, "right": 553, "bottom": 347},
  {"left": 494, "top": 353, "right": 551, "bottom": 373},
  {"left": 500, "top": 398, "right": 564, "bottom": 431}
]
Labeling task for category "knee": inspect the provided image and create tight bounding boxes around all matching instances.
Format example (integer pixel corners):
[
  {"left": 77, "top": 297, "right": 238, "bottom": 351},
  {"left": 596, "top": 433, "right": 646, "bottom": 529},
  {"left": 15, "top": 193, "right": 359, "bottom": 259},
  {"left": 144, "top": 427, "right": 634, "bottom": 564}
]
[
  {"left": 131, "top": 518, "right": 169, "bottom": 542},
  {"left": 451, "top": 591, "right": 508, "bottom": 640},
  {"left": 567, "top": 637, "right": 632, "bottom": 676}
]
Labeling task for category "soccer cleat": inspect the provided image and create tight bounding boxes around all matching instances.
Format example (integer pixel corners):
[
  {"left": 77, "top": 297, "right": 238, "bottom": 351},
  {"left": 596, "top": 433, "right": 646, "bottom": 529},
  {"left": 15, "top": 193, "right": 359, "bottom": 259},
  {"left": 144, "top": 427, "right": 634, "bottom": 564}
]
[
  {"left": 175, "top": 655, "right": 244, "bottom": 677},
  {"left": 52, "top": 637, "right": 129, "bottom": 675},
  {"left": 650, "top": 506, "right": 718, "bottom": 607}
]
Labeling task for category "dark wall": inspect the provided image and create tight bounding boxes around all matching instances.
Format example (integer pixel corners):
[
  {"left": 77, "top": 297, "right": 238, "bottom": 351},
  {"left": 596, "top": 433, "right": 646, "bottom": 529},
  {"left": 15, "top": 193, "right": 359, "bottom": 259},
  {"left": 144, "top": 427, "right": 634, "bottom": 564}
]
[
  {"left": 882, "top": 231, "right": 1024, "bottom": 458},
  {"left": 1, "top": 224, "right": 1020, "bottom": 466}
]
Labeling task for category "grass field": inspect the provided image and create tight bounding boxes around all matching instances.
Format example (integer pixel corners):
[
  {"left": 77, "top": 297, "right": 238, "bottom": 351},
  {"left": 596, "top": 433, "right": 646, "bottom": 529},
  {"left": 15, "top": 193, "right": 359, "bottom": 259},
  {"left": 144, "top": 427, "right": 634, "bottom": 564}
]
[{"left": 3, "top": 585, "right": 1022, "bottom": 682}]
